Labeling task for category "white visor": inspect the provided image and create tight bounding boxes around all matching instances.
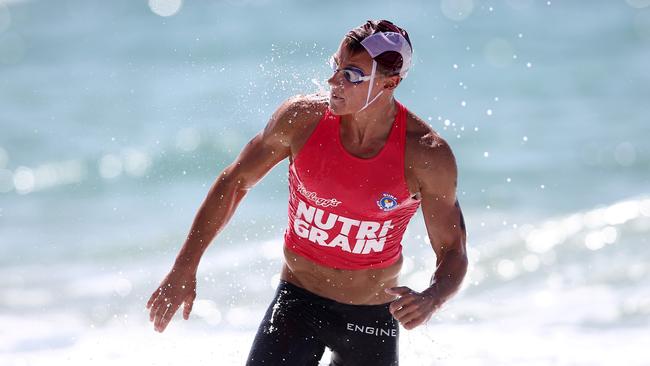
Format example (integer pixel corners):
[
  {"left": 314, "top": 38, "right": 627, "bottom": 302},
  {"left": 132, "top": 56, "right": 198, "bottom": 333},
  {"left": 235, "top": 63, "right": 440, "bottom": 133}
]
[{"left": 360, "top": 31, "right": 412, "bottom": 78}]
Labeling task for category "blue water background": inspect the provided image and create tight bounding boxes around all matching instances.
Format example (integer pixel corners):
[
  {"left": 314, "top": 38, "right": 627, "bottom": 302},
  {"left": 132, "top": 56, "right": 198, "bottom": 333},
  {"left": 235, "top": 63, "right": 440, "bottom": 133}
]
[{"left": 0, "top": 0, "right": 649, "bottom": 364}]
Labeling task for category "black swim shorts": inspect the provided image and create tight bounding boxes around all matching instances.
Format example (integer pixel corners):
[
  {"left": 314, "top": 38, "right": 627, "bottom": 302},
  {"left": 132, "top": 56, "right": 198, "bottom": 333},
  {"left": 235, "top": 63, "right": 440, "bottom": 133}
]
[{"left": 246, "top": 280, "right": 399, "bottom": 366}]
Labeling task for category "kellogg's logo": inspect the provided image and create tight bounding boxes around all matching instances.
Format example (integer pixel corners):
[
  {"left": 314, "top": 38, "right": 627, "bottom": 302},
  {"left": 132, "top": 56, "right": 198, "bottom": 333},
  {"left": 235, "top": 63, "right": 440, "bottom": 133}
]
[{"left": 297, "top": 183, "right": 342, "bottom": 208}]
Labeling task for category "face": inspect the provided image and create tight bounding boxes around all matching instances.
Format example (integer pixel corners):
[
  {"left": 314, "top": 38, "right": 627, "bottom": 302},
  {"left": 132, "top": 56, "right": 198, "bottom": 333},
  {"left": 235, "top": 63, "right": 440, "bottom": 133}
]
[{"left": 327, "top": 40, "right": 399, "bottom": 115}]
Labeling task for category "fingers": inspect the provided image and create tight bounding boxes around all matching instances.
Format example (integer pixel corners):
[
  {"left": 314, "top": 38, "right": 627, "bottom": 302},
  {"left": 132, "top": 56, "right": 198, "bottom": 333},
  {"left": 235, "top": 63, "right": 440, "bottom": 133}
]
[
  {"left": 391, "top": 299, "right": 421, "bottom": 326},
  {"left": 152, "top": 298, "right": 169, "bottom": 329},
  {"left": 147, "top": 291, "right": 162, "bottom": 322},
  {"left": 393, "top": 307, "right": 427, "bottom": 330},
  {"left": 149, "top": 302, "right": 159, "bottom": 322},
  {"left": 402, "top": 315, "right": 427, "bottom": 330},
  {"left": 384, "top": 286, "right": 411, "bottom": 296},
  {"left": 183, "top": 293, "right": 196, "bottom": 320},
  {"left": 146, "top": 275, "right": 197, "bottom": 331},
  {"left": 150, "top": 293, "right": 171, "bottom": 327},
  {"left": 159, "top": 304, "right": 179, "bottom": 332},
  {"left": 148, "top": 288, "right": 166, "bottom": 322},
  {"left": 155, "top": 300, "right": 181, "bottom": 332},
  {"left": 150, "top": 292, "right": 195, "bottom": 331},
  {"left": 388, "top": 290, "right": 439, "bottom": 330},
  {"left": 149, "top": 297, "right": 161, "bottom": 322},
  {"left": 388, "top": 294, "right": 415, "bottom": 315},
  {"left": 154, "top": 303, "right": 169, "bottom": 332},
  {"left": 182, "top": 302, "right": 192, "bottom": 320},
  {"left": 147, "top": 286, "right": 165, "bottom": 309},
  {"left": 392, "top": 300, "right": 419, "bottom": 320},
  {"left": 146, "top": 291, "right": 157, "bottom": 309},
  {"left": 396, "top": 304, "right": 423, "bottom": 324}
]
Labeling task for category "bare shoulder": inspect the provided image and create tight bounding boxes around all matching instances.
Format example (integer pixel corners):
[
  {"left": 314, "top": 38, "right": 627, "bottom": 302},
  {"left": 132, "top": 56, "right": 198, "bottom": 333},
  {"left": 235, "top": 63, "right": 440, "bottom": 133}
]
[
  {"left": 266, "top": 93, "right": 329, "bottom": 147},
  {"left": 404, "top": 109, "right": 458, "bottom": 194},
  {"left": 405, "top": 110, "right": 457, "bottom": 171},
  {"left": 222, "top": 93, "right": 328, "bottom": 187}
]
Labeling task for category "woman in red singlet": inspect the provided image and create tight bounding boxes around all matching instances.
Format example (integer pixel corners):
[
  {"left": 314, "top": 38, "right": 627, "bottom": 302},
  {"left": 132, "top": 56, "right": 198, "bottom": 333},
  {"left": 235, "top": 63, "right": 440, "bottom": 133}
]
[{"left": 147, "top": 20, "right": 468, "bottom": 366}]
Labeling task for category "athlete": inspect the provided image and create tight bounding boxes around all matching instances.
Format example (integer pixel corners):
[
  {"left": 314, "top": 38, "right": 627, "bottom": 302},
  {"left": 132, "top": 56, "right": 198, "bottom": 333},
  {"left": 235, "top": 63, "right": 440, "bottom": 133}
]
[{"left": 147, "top": 20, "right": 468, "bottom": 365}]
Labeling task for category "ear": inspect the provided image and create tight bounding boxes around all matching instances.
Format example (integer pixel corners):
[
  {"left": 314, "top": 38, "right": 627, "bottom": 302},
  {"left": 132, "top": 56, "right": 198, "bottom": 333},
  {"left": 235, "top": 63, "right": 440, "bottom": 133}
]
[{"left": 383, "top": 75, "right": 401, "bottom": 91}]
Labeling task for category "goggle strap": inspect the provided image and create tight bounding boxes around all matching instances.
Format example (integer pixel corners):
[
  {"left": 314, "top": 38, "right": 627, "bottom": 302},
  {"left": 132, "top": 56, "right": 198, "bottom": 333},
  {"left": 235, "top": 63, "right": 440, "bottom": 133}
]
[{"left": 364, "top": 60, "right": 378, "bottom": 105}]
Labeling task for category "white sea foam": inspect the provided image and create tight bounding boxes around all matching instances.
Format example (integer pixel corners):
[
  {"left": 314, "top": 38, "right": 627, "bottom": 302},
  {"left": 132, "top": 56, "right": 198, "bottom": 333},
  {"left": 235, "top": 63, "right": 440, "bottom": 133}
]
[
  {"left": 2, "top": 197, "right": 648, "bottom": 364},
  {"left": 0, "top": 316, "right": 648, "bottom": 365}
]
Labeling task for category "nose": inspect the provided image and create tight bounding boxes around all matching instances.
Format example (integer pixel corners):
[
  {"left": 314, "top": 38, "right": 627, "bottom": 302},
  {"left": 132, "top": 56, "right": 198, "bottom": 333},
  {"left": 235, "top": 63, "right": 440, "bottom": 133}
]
[{"left": 327, "top": 70, "right": 344, "bottom": 88}]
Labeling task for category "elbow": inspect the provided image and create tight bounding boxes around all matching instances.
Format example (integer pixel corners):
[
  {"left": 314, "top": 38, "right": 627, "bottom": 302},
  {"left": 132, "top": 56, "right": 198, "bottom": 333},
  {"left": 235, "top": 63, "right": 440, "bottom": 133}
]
[
  {"left": 435, "top": 245, "right": 468, "bottom": 274},
  {"left": 458, "top": 252, "right": 469, "bottom": 276},
  {"left": 456, "top": 234, "right": 468, "bottom": 271},
  {"left": 217, "top": 165, "right": 253, "bottom": 192},
  {"left": 448, "top": 246, "right": 469, "bottom": 276}
]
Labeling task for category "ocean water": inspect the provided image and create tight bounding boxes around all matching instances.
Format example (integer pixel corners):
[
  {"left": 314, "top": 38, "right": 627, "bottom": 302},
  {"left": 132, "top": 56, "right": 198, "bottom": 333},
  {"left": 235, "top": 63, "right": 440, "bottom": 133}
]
[{"left": 1, "top": 0, "right": 649, "bottom": 365}]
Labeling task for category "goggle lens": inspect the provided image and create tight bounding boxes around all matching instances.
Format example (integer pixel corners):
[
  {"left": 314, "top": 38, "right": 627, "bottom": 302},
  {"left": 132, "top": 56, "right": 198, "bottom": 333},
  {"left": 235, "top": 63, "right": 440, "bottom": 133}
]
[
  {"left": 342, "top": 69, "right": 363, "bottom": 83},
  {"left": 329, "top": 56, "right": 366, "bottom": 84}
]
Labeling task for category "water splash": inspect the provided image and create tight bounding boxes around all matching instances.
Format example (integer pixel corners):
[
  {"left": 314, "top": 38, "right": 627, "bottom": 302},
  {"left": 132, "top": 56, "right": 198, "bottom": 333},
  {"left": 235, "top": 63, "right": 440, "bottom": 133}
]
[{"left": 310, "top": 78, "right": 329, "bottom": 95}]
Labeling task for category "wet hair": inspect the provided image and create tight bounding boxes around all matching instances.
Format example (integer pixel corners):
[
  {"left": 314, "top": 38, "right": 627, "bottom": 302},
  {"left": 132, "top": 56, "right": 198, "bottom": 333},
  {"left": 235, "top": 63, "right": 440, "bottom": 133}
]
[{"left": 343, "top": 20, "right": 412, "bottom": 77}]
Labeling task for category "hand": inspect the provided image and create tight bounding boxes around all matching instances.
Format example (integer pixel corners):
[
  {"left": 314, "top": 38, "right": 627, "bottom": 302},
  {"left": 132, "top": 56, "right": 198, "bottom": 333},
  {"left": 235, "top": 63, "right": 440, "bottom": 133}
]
[
  {"left": 385, "top": 286, "right": 443, "bottom": 330},
  {"left": 146, "top": 267, "right": 197, "bottom": 333}
]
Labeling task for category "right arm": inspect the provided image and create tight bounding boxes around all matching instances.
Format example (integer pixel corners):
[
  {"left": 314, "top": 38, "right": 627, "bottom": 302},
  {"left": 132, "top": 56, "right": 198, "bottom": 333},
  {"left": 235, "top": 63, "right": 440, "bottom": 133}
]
[
  {"left": 146, "top": 95, "right": 313, "bottom": 332},
  {"left": 173, "top": 108, "right": 294, "bottom": 271}
]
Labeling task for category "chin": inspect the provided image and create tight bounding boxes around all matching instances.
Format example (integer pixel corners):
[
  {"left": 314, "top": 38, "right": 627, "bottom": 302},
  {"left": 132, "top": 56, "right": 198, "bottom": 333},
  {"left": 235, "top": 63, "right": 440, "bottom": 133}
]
[
  {"left": 329, "top": 99, "right": 359, "bottom": 116},
  {"left": 328, "top": 99, "right": 344, "bottom": 115}
]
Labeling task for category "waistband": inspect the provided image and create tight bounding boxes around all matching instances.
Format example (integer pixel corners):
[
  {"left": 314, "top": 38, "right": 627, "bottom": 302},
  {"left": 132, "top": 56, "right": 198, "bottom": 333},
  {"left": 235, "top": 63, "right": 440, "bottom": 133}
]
[{"left": 277, "top": 279, "right": 393, "bottom": 312}]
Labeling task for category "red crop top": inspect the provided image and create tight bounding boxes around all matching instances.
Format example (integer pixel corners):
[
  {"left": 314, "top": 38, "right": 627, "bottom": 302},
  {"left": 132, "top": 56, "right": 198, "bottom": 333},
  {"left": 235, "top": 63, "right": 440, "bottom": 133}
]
[{"left": 283, "top": 100, "right": 421, "bottom": 270}]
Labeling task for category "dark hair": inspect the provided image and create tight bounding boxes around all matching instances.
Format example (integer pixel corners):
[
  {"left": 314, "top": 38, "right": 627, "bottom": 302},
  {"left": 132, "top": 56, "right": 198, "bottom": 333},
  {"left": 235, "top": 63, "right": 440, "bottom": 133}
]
[{"left": 343, "top": 20, "right": 412, "bottom": 77}]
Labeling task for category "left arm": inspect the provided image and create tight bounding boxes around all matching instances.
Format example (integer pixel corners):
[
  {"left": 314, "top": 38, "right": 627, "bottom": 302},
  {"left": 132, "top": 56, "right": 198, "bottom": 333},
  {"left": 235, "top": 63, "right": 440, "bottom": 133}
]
[{"left": 386, "top": 138, "right": 468, "bottom": 329}]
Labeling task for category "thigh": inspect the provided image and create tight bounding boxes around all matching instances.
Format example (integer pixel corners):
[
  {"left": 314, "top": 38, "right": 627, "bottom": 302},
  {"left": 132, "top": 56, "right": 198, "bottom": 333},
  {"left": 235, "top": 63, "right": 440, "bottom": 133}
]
[
  {"left": 246, "top": 282, "right": 326, "bottom": 366},
  {"left": 328, "top": 304, "right": 399, "bottom": 366}
]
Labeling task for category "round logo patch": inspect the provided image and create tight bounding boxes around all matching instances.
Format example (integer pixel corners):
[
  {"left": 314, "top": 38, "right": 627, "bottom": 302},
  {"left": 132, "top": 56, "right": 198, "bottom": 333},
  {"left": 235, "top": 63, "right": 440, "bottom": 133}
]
[{"left": 376, "top": 193, "right": 398, "bottom": 211}]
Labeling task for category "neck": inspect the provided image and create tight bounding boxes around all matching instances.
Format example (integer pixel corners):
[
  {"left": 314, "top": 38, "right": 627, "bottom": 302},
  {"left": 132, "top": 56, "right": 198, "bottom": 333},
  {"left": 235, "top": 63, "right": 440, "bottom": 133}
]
[{"left": 340, "top": 96, "right": 397, "bottom": 144}]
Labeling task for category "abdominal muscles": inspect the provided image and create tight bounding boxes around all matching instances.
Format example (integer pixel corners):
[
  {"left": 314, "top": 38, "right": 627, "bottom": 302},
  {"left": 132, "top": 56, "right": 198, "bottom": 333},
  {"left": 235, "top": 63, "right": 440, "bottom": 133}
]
[{"left": 280, "top": 246, "right": 403, "bottom": 305}]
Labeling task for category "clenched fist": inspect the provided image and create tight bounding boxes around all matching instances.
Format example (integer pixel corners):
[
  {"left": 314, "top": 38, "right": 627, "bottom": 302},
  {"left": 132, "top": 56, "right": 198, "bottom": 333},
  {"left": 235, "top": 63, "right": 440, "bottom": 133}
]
[{"left": 385, "top": 286, "right": 443, "bottom": 330}]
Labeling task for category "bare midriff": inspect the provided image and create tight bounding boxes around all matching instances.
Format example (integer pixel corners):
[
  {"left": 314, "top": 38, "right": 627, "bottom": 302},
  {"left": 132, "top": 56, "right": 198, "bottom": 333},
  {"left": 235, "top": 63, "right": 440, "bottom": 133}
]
[{"left": 280, "top": 246, "right": 402, "bottom": 305}]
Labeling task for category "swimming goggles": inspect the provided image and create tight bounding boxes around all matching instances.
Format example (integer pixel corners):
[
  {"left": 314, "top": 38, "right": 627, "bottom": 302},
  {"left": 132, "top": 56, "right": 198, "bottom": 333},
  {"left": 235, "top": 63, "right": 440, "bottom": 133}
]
[
  {"left": 328, "top": 56, "right": 372, "bottom": 84},
  {"left": 328, "top": 31, "right": 413, "bottom": 111}
]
